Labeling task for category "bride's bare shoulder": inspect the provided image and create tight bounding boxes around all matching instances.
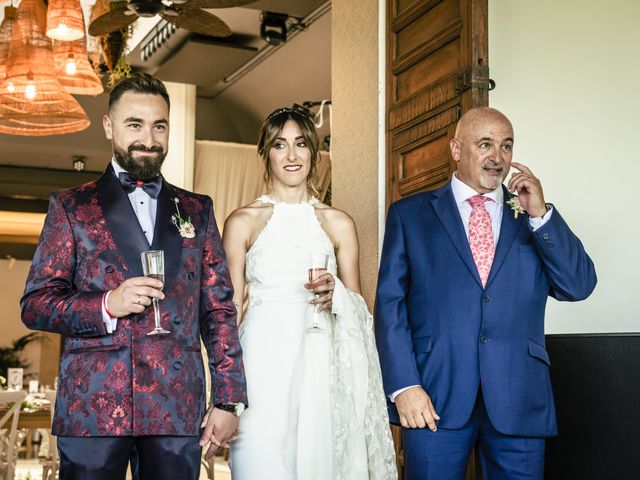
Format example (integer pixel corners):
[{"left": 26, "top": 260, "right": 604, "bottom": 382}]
[
  {"left": 315, "top": 203, "right": 353, "bottom": 224},
  {"left": 314, "top": 204, "right": 357, "bottom": 240},
  {"left": 225, "top": 200, "right": 273, "bottom": 232}
]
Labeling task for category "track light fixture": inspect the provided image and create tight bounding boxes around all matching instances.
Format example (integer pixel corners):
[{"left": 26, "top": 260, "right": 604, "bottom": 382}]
[{"left": 260, "top": 11, "right": 289, "bottom": 46}]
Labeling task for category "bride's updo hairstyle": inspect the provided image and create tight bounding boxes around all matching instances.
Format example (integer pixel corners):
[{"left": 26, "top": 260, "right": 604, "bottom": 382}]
[{"left": 257, "top": 107, "right": 320, "bottom": 195}]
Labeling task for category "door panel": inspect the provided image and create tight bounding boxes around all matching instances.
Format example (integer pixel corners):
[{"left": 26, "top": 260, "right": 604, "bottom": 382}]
[
  {"left": 396, "top": 0, "right": 462, "bottom": 59},
  {"left": 396, "top": 39, "right": 463, "bottom": 99}
]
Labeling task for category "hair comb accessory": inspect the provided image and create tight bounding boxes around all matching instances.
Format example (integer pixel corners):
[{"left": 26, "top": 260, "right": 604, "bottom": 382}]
[{"left": 265, "top": 105, "right": 314, "bottom": 124}]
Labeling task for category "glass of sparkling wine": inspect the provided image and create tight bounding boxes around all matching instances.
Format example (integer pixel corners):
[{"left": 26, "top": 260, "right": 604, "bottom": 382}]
[
  {"left": 306, "top": 253, "right": 329, "bottom": 333},
  {"left": 141, "top": 250, "right": 170, "bottom": 336}
]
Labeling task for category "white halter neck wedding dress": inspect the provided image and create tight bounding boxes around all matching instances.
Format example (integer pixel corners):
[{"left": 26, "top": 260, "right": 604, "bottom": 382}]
[{"left": 229, "top": 196, "right": 396, "bottom": 480}]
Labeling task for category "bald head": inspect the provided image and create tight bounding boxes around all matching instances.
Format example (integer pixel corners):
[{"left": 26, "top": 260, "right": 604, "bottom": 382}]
[
  {"left": 450, "top": 107, "right": 514, "bottom": 194},
  {"left": 454, "top": 107, "right": 513, "bottom": 141}
]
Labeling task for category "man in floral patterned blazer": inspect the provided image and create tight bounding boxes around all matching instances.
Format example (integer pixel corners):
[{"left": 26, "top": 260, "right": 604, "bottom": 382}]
[{"left": 21, "top": 73, "right": 246, "bottom": 480}]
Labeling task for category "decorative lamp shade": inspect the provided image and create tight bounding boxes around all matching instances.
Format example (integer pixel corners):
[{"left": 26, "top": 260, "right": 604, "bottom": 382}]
[
  {"left": 0, "top": 0, "right": 90, "bottom": 135},
  {"left": 53, "top": 33, "right": 104, "bottom": 95},
  {"left": 0, "top": 6, "right": 18, "bottom": 82},
  {"left": 46, "top": 0, "right": 85, "bottom": 41}
]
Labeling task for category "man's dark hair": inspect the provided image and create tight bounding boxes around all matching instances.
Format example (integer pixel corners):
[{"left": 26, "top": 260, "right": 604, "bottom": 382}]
[{"left": 109, "top": 73, "right": 170, "bottom": 111}]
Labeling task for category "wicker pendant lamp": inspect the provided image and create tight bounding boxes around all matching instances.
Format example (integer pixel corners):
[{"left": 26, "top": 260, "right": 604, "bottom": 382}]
[
  {"left": 46, "top": 0, "right": 85, "bottom": 41},
  {"left": 0, "top": 6, "right": 18, "bottom": 83},
  {"left": 0, "top": 0, "right": 90, "bottom": 136},
  {"left": 52, "top": 13, "right": 104, "bottom": 96},
  {"left": 53, "top": 38, "right": 104, "bottom": 95}
]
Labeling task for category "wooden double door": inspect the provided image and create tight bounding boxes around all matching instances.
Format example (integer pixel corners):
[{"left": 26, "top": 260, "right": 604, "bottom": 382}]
[{"left": 385, "top": 0, "right": 490, "bottom": 478}]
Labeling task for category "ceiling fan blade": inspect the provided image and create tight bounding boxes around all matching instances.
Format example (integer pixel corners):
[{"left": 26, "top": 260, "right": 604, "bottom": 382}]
[
  {"left": 160, "top": 7, "right": 231, "bottom": 37},
  {"left": 186, "top": 0, "right": 257, "bottom": 8},
  {"left": 89, "top": 8, "right": 138, "bottom": 36}
]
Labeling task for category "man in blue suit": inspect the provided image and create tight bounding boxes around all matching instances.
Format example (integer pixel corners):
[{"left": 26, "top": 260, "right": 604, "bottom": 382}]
[{"left": 375, "top": 107, "right": 596, "bottom": 479}]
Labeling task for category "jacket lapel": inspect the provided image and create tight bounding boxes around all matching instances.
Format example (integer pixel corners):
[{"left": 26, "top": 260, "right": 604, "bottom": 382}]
[
  {"left": 431, "top": 183, "right": 483, "bottom": 288},
  {"left": 97, "top": 165, "right": 151, "bottom": 278},
  {"left": 486, "top": 186, "right": 527, "bottom": 286},
  {"left": 150, "top": 181, "right": 182, "bottom": 291}
]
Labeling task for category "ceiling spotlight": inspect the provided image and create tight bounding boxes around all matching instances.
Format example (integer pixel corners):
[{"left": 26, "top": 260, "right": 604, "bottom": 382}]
[
  {"left": 72, "top": 155, "right": 86, "bottom": 172},
  {"left": 260, "top": 11, "right": 288, "bottom": 46}
]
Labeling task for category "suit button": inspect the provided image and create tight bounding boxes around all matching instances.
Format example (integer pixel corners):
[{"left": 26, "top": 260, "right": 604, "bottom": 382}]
[
  {"left": 173, "top": 316, "right": 182, "bottom": 325},
  {"left": 481, "top": 295, "right": 490, "bottom": 303},
  {"left": 173, "top": 361, "right": 183, "bottom": 370},
  {"left": 480, "top": 336, "right": 488, "bottom": 344},
  {"left": 542, "top": 233, "right": 550, "bottom": 240}
]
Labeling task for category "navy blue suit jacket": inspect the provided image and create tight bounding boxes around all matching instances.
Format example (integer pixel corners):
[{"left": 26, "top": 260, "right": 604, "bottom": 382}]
[{"left": 374, "top": 182, "right": 596, "bottom": 437}]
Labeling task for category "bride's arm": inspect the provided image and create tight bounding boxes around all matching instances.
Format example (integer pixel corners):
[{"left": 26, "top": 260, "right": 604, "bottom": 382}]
[
  {"left": 222, "top": 210, "right": 251, "bottom": 325},
  {"left": 325, "top": 209, "right": 362, "bottom": 295}
]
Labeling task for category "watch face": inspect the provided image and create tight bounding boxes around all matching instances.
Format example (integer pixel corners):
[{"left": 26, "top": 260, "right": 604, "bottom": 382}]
[{"left": 215, "top": 402, "right": 245, "bottom": 416}]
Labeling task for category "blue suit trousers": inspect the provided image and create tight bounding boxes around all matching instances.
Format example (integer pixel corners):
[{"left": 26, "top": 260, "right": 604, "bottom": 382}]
[
  {"left": 402, "top": 391, "right": 545, "bottom": 480},
  {"left": 58, "top": 435, "right": 202, "bottom": 480}
]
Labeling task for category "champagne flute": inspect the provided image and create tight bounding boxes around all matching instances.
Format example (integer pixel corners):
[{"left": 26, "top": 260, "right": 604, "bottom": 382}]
[
  {"left": 306, "top": 253, "right": 329, "bottom": 333},
  {"left": 141, "top": 250, "right": 170, "bottom": 336}
]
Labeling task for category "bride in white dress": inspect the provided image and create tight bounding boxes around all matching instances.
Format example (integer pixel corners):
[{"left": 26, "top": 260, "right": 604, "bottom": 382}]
[{"left": 223, "top": 108, "right": 396, "bottom": 479}]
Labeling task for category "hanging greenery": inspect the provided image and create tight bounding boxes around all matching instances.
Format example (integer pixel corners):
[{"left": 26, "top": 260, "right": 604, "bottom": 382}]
[
  {"left": 89, "top": 0, "right": 132, "bottom": 87},
  {"left": 107, "top": 45, "right": 132, "bottom": 88}
]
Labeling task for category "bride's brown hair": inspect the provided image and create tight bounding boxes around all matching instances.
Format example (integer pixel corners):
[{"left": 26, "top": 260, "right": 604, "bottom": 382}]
[{"left": 257, "top": 108, "right": 320, "bottom": 196}]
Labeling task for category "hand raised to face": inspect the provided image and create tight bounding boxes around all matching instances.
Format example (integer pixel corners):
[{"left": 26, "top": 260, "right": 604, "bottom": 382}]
[{"left": 507, "top": 162, "right": 547, "bottom": 218}]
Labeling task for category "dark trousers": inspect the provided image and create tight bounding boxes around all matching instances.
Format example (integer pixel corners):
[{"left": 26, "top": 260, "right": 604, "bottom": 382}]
[
  {"left": 58, "top": 436, "right": 202, "bottom": 480},
  {"left": 402, "top": 392, "right": 545, "bottom": 480}
]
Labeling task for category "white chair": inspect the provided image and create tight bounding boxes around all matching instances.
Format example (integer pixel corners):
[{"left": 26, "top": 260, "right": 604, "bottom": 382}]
[
  {"left": 41, "top": 390, "right": 59, "bottom": 480},
  {"left": 0, "top": 389, "right": 27, "bottom": 480}
]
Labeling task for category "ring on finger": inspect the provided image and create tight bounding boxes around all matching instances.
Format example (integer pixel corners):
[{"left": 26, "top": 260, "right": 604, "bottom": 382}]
[{"left": 136, "top": 296, "right": 143, "bottom": 305}]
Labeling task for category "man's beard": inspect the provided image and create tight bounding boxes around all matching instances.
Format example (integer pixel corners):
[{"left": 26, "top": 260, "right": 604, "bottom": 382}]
[
  {"left": 113, "top": 143, "right": 167, "bottom": 179},
  {"left": 479, "top": 161, "right": 506, "bottom": 191},
  {"left": 480, "top": 175, "right": 504, "bottom": 192}
]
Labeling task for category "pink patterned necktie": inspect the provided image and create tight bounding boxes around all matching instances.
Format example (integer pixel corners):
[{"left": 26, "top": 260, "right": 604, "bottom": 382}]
[{"left": 467, "top": 195, "right": 495, "bottom": 287}]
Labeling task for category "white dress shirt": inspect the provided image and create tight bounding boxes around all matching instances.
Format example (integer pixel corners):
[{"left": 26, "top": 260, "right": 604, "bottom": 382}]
[
  {"left": 389, "top": 173, "right": 553, "bottom": 402},
  {"left": 102, "top": 159, "right": 159, "bottom": 333}
]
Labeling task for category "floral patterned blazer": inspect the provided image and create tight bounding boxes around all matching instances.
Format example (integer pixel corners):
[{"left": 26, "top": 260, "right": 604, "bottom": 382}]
[{"left": 21, "top": 164, "right": 246, "bottom": 437}]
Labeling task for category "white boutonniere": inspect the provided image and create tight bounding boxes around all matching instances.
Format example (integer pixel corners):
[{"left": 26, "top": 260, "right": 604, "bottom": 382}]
[
  {"left": 507, "top": 196, "right": 526, "bottom": 219},
  {"left": 171, "top": 198, "right": 195, "bottom": 238}
]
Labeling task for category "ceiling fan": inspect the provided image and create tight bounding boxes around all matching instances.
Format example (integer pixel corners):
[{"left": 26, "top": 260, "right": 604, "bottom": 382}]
[{"left": 88, "top": 0, "right": 257, "bottom": 38}]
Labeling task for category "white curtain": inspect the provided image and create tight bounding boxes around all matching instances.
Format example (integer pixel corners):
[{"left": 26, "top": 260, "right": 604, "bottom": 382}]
[{"left": 194, "top": 140, "right": 331, "bottom": 231}]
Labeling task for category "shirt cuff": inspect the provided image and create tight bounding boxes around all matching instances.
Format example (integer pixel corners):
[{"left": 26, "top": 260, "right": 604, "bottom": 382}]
[
  {"left": 389, "top": 385, "right": 421, "bottom": 402},
  {"left": 101, "top": 290, "right": 118, "bottom": 334},
  {"left": 529, "top": 206, "right": 554, "bottom": 231}
]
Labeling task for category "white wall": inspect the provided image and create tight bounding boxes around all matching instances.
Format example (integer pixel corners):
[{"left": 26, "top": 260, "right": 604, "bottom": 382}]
[{"left": 489, "top": 0, "right": 640, "bottom": 333}]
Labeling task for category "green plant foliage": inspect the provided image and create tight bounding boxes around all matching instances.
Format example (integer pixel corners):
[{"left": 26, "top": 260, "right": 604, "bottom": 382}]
[{"left": 0, "top": 333, "right": 45, "bottom": 379}]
